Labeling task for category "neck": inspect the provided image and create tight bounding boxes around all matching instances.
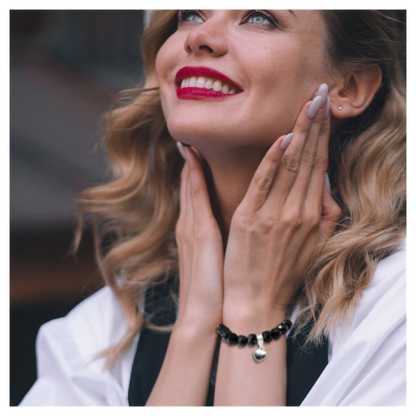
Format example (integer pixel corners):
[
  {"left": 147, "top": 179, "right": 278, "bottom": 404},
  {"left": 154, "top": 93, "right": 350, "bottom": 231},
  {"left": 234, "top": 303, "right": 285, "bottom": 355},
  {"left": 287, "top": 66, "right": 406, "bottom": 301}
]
[{"left": 201, "top": 146, "right": 267, "bottom": 243}]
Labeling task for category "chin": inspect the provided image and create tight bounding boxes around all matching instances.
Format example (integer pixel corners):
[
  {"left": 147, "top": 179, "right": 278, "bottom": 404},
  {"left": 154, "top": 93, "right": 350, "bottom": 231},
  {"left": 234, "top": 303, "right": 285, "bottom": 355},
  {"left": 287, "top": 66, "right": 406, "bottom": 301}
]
[
  {"left": 167, "top": 119, "right": 218, "bottom": 147},
  {"left": 166, "top": 111, "right": 232, "bottom": 148}
]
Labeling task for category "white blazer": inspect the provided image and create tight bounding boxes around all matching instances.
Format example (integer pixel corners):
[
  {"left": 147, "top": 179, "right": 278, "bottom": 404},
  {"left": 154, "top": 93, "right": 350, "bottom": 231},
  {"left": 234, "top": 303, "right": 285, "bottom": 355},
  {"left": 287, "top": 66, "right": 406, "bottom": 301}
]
[{"left": 20, "top": 240, "right": 406, "bottom": 406}]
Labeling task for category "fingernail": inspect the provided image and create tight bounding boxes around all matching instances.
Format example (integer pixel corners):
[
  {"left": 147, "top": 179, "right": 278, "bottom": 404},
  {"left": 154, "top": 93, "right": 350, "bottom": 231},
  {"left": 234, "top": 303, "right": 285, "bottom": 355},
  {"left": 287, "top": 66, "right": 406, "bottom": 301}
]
[
  {"left": 316, "top": 83, "right": 328, "bottom": 109},
  {"left": 280, "top": 133, "right": 294, "bottom": 150},
  {"left": 325, "top": 172, "right": 331, "bottom": 192},
  {"left": 306, "top": 95, "right": 323, "bottom": 119},
  {"left": 324, "top": 97, "right": 331, "bottom": 121},
  {"left": 176, "top": 141, "right": 187, "bottom": 160}
]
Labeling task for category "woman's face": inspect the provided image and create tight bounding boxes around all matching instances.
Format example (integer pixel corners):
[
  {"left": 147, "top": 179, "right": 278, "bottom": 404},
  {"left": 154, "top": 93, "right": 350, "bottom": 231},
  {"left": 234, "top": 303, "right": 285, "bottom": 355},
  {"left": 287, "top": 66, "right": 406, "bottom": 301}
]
[{"left": 156, "top": 10, "right": 332, "bottom": 153}]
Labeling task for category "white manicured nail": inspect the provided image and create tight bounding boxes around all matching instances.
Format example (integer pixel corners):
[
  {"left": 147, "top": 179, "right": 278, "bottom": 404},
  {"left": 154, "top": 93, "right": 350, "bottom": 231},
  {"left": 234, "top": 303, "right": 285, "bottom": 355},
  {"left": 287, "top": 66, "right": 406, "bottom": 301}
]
[
  {"left": 316, "top": 83, "right": 328, "bottom": 109},
  {"left": 280, "top": 133, "right": 294, "bottom": 150},
  {"left": 324, "top": 97, "right": 331, "bottom": 121},
  {"left": 176, "top": 141, "right": 187, "bottom": 159},
  {"left": 306, "top": 96, "right": 324, "bottom": 119},
  {"left": 325, "top": 172, "right": 331, "bottom": 192}
]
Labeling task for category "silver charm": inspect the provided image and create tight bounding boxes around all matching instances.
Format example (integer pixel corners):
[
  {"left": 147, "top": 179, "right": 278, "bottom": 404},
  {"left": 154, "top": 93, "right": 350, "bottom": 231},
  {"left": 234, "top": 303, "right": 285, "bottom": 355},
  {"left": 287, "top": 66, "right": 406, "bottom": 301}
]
[{"left": 253, "top": 333, "right": 266, "bottom": 363}]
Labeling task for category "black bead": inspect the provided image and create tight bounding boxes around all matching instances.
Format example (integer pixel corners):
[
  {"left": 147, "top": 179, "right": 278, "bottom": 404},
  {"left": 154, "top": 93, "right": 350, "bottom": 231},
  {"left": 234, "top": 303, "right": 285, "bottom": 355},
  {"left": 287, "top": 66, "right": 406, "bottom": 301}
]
[
  {"left": 271, "top": 327, "right": 283, "bottom": 340},
  {"left": 277, "top": 323, "right": 289, "bottom": 333},
  {"left": 227, "top": 332, "right": 238, "bottom": 345},
  {"left": 237, "top": 335, "right": 248, "bottom": 347},
  {"left": 247, "top": 334, "right": 257, "bottom": 346},
  {"left": 218, "top": 327, "right": 230, "bottom": 340},
  {"left": 282, "top": 319, "right": 293, "bottom": 330},
  {"left": 262, "top": 331, "right": 272, "bottom": 343},
  {"left": 217, "top": 324, "right": 226, "bottom": 332}
]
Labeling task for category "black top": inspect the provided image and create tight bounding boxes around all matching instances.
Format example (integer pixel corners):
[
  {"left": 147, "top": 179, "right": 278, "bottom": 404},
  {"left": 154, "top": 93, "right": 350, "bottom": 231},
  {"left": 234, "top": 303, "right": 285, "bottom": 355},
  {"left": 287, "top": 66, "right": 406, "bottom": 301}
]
[{"left": 128, "top": 277, "right": 328, "bottom": 406}]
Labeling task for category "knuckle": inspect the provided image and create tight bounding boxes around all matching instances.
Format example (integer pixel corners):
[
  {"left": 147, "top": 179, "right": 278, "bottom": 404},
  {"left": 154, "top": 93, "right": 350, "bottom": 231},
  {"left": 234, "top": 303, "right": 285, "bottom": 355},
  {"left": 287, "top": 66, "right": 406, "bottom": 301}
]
[
  {"left": 259, "top": 216, "right": 277, "bottom": 232},
  {"left": 297, "top": 122, "right": 310, "bottom": 135},
  {"left": 333, "top": 205, "right": 342, "bottom": 219},
  {"left": 313, "top": 156, "right": 328, "bottom": 173},
  {"left": 281, "top": 154, "right": 300, "bottom": 173},
  {"left": 281, "top": 212, "right": 302, "bottom": 228},
  {"left": 190, "top": 181, "right": 204, "bottom": 198},
  {"left": 265, "top": 151, "right": 279, "bottom": 165},
  {"left": 254, "top": 174, "right": 273, "bottom": 191},
  {"left": 231, "top": 211, "right": 251, "bottom": 231},
  {"left": 305, "top": 210, "right": 320, "bottom": 227},
  {"left": 301, "top": 149, "right": 316, "bottom": 167}
]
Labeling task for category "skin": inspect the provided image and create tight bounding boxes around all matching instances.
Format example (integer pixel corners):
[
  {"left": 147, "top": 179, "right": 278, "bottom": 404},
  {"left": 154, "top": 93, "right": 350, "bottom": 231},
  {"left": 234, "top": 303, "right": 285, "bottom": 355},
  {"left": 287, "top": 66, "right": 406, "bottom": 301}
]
[{"left": 156, "top": 10, "right": 340, "bottom": 234}]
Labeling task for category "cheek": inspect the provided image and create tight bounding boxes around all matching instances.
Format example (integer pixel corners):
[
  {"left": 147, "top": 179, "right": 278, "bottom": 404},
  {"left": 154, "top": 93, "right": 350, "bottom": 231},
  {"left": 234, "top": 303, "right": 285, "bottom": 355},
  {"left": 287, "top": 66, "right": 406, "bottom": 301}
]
[
  {"left": 155, "top": 40, "right": 180, "bottom": 120},
  {"left": 155, "top": 40, "right": 177, "bottom": 84},
  {"left": 248, "top": 47, "right": 327, "bottom": 127}
]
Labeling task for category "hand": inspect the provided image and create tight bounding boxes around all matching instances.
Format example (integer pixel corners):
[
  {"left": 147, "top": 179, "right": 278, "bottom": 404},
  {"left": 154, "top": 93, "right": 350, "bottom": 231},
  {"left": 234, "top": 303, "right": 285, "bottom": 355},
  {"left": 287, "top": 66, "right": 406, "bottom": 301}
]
[
  {"left": 223, "top": 91, "right": 341, "bottom": 326},
  {"left": 175, "top": 146, "right": 224, "bottom": 331}
]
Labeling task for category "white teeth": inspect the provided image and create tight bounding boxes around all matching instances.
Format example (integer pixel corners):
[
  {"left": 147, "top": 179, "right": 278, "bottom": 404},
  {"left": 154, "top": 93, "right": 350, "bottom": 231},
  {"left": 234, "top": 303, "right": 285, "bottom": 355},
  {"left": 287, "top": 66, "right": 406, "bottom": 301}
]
[
  {"left": 212, "top": 80, "right": 222, "bottom": 92},
  {"left": 180, "top": 77, "right": 237, "bottom": 94},
  {"left": 189, "top": 77, "right": 197, "bottom": 87},
  {"left": 196, "top": 77, "right": 205, "bottom": 88}
]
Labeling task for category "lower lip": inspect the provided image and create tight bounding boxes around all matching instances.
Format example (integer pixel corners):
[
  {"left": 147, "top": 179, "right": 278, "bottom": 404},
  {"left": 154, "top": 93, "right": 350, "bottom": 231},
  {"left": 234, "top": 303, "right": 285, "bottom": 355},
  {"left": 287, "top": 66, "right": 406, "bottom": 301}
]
[{"left": 176, "top": 87, "right": 238, "bottom": 100}]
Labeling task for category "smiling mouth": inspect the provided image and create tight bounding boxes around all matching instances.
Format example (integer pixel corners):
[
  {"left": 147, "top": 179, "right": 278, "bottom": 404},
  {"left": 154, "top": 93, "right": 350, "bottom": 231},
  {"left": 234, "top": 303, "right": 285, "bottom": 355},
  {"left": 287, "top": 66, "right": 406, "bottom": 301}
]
[{"left": 175, "top": 66, "right": 243, "bottom": 100}]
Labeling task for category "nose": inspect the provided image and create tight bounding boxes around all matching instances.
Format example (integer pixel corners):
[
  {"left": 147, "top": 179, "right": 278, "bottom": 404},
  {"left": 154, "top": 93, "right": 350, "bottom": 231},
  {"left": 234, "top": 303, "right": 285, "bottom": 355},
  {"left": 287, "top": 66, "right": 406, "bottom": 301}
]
[{"left": 184, "top": 19, "right": 228, "bottom": 57}]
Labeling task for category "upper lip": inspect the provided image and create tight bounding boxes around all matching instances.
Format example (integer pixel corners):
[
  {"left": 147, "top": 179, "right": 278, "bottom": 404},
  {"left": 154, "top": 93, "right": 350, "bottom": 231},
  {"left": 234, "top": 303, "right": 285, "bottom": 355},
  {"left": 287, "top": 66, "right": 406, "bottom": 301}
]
[{"left": 175, "top": 66, "right": 243, "bottom": 92}]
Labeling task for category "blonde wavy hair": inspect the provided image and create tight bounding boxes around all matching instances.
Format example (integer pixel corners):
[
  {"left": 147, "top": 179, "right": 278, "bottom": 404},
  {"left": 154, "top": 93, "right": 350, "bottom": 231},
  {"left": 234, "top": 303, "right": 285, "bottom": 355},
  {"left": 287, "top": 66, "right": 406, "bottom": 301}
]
[{"left": 74, "top": 10, "right": 406, "bottom": 365}]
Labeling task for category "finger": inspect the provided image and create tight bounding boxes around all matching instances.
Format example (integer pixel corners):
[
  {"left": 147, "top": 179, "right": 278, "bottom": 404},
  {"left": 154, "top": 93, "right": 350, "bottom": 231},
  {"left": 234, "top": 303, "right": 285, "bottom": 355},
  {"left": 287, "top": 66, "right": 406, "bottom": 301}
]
[
  {"left": 266, "top": 94, "right": 327, "bottom": 206},
  {"left": 239, "top": 134, "right": 288, "bottom": 213},
  {"left": 177, "top": 164, "right": 190, "bottom": 300},
  {"left": 304, "top": 101, "right": 331, "bottom": 210},
  {"left": 184, "top": 146, "right": 215, "bottom": 222},
  {"left": 178, "top": 163, "right": 189, "bottom": 224},
  {"left": 287, "top": 96, "right": 329, "bottom": 207}
]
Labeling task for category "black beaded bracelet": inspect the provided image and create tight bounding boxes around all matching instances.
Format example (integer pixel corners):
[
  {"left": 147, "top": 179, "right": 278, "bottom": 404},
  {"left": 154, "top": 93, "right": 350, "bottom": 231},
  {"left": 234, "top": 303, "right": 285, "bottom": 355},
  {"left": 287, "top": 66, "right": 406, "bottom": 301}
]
[{"left": 216, "top": 320, "right": 292, "bottom": 363}]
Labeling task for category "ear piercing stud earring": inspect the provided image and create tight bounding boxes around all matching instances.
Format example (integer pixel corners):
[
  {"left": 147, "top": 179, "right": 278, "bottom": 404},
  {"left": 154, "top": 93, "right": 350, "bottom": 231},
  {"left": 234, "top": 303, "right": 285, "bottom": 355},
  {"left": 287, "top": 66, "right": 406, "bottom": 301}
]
[{"left": 338, "top": 106, "right": 343, "bottom": 110}]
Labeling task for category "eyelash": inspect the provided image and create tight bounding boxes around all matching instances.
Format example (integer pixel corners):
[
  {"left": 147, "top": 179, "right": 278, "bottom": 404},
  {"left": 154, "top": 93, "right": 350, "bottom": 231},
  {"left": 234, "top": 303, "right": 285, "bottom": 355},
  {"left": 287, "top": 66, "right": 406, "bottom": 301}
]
[{"left": 177, "top": 10, "right": 281, "bottom": 30}]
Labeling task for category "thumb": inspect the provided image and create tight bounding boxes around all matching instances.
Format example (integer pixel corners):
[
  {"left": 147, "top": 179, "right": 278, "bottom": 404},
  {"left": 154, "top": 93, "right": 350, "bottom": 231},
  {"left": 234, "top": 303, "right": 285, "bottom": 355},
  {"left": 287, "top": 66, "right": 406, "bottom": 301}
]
[{"left": 190, "top": 146, "right": 207, "bottom": 171}]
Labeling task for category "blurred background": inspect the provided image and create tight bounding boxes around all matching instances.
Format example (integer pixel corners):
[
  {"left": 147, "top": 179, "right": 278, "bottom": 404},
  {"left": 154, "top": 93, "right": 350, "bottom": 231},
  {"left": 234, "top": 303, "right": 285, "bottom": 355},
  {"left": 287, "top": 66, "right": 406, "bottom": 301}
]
[
  {"left": 10, "top": 10, "right": 150, "bottom": 405},
  {"left": 9, "top": 8, "right": 408, "bottom": 408}
]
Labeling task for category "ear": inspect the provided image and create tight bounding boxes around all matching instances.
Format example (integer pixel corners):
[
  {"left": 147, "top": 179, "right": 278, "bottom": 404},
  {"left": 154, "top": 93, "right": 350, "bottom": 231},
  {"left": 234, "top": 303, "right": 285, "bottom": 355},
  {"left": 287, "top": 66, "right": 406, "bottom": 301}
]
[{"left": 328, "top": 65, "right": 382, "bottom": 119}]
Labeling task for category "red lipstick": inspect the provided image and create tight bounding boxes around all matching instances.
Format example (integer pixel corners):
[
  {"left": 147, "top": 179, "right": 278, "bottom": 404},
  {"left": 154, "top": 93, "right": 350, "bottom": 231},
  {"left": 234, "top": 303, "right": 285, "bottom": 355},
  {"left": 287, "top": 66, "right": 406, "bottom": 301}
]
[{"left": 175, "top": 66, "right": 243, "bottom": 100}]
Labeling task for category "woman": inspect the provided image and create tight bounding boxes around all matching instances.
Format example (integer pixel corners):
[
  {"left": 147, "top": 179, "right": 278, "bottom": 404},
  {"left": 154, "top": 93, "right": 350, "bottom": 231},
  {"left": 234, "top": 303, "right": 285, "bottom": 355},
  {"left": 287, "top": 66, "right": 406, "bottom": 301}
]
[{"left": 21, "top": 10, "right": 406, "bottom": 406}]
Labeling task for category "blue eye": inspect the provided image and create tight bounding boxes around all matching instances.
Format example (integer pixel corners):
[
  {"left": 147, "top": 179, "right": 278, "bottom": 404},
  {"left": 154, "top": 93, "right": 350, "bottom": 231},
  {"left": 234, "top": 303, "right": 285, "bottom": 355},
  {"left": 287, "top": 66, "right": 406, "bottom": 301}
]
[
  {"left": 179, "top": 10, "right": 204, "bottom": 24},
  {"left": 248, "top": 14, "right": 268, "bottom": 25},
  {"left": 178, "top": 10, "right": 280, "bottom": 29}
]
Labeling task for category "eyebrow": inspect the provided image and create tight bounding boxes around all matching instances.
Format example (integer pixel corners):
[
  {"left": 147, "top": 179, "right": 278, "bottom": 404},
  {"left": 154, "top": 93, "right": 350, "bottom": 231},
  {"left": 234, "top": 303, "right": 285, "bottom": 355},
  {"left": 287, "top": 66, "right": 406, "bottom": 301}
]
[{"left": 251, "top": 6, "right": 296, "bottom": 17}]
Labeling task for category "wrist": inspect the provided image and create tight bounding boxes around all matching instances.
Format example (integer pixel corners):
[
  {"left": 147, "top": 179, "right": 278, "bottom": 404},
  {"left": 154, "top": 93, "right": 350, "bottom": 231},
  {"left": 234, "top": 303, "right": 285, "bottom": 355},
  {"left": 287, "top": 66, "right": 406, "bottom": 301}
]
[
  {"left": 173, "top": 314, "right": 219, "bottom": 340},
  {"left": 222, "top": 300, "right": 287, "bottom": 335}
]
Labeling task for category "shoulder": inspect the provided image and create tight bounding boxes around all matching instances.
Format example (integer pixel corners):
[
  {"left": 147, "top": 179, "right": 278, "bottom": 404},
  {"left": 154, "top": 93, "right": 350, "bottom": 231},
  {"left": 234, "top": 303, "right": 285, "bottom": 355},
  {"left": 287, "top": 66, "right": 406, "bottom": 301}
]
[
  {"left": 40, "top": 286, "right": 127, "bottom": 358},
  {"left": 21, "top": 286, "right": 138, "bottom": 405},
  {"left": 353, "top": 238, "right": 406, "bottom": 328},
  {"left": 302, "top": 239, "right": 406, "bottom": 406},
  {"left": 330, "top": 238, "right": 405, "bottom": 347}
]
